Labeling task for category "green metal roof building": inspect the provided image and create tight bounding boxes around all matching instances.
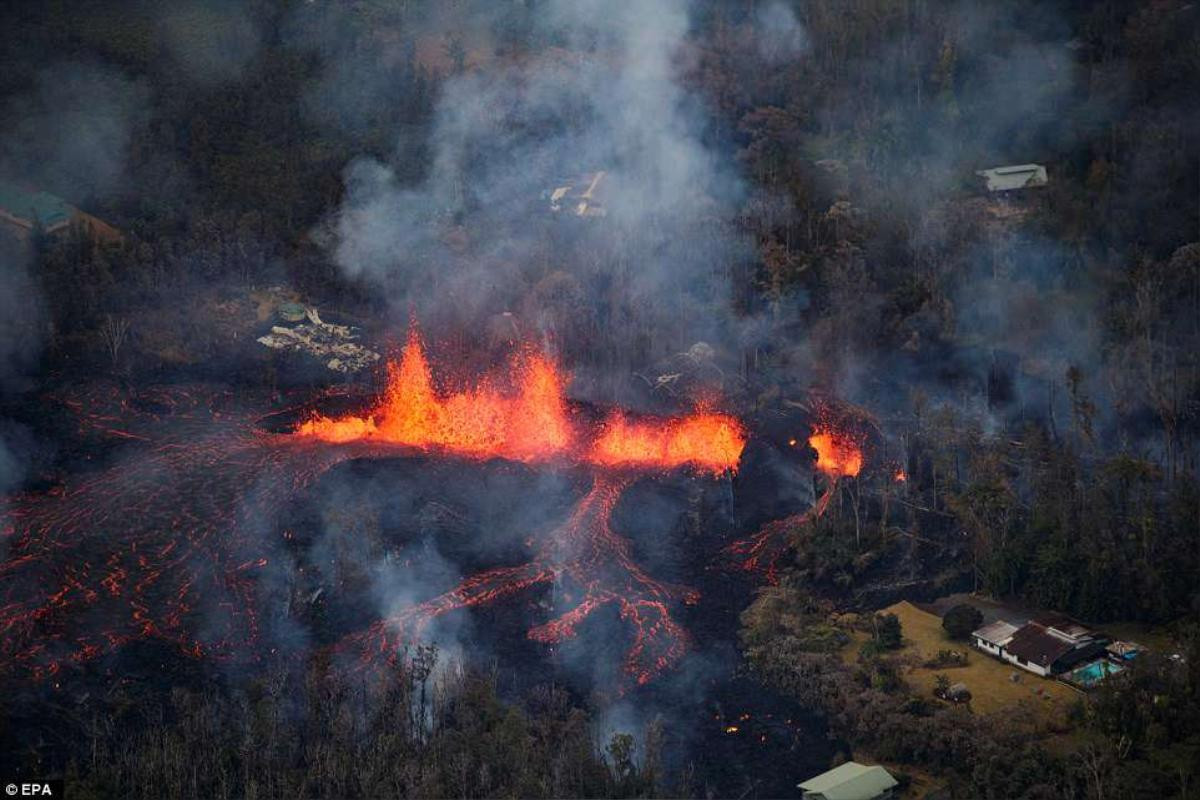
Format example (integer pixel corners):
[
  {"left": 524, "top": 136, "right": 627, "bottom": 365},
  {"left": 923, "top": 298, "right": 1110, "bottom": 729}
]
[
  {"left": 0, "top": 179, "right": 74, "bottom": 233},
  {"left": 798, "top": 761, "right": 899, "bottom": 800}
]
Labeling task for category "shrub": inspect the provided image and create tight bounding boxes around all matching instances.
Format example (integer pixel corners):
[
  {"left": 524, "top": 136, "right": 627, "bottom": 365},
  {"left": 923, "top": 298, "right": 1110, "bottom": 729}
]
[
  {"left": 942, "top": 604, "right": 984, "bottom": 641},
  {"left": 874, "top": 612, "right": 903, "bottom": 649},
  {"left": 924, "top": 649, "right": 969, "bottom": 668}
]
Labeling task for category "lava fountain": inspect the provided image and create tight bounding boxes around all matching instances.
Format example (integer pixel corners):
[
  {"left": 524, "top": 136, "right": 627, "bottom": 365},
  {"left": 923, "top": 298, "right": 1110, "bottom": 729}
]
[
  {"left": 296, "top": 325, "right": 744, "bottom": 474},
  {"left": 298, "top": 325, "right": 574, "bottom": 463},
  {"left": 299, "top": 325, "right": 745, "bottom": 689},
  {"left": 1, "top": 325, "right": 745, "bottom": 691}
]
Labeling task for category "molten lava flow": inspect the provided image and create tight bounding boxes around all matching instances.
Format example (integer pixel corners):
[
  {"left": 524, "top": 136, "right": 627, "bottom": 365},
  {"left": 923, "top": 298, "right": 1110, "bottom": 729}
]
[
  {"left": 343, "top": 474, "right": 698, "bottom": 692},
  {"left": 808, "top": 427, "right": 863, "bottom": 478},
  {"left": 725, "top": 485, "right": 836, "bottom": 584},
  {"left": 2, "top": 327, "right": 746, "bottom": 691},
  {"left": 588, "top": 411, "right": 745, "bottom": 475},
  {"left": 299, "top": 327, "right": 574, "bottom": 463},
  {"left": 0, "top": 385, "right": 370, "bottom": 681}
]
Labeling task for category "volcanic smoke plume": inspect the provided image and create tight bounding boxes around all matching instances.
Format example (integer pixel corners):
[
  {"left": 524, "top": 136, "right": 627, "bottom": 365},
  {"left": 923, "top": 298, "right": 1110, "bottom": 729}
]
[{"left": 0, "top": 325, "right": 744, "bottom": 691}]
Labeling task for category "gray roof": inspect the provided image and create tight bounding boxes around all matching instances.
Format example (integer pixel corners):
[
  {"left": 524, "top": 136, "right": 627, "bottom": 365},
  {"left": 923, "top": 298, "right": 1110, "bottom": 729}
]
[
  {"left": 976, "top": 164, "right": 1048, "bottom": 192},
  {"left": 973, "top": 620, "right": 1019, "bottom": 646},
  {"left": 799, "top": 762, "right": 898, "bottom": 800}
]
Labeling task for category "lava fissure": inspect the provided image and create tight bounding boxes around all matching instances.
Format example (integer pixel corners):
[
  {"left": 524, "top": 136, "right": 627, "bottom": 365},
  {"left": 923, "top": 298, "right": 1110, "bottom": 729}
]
[
  {"left": 297, "top": 326, "right": 745, "bottom": 475},
  {"left": 1, "top": 326, "right": 745, "bottom": 689}
]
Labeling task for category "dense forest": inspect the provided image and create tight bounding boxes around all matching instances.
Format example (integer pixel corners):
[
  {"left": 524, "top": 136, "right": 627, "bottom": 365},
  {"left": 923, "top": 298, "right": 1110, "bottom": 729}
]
[{"left": 2, "top": 1, "right": 1200, "bottom": 797}]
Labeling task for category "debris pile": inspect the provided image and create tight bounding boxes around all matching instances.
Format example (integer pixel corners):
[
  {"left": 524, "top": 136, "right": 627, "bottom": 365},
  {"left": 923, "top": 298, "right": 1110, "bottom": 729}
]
[
  {"left": 257, "top": 306, "right": 380, "bottom": 373},
  {"left": 635, "top": 341, "right": 729, "bottom": 399}
]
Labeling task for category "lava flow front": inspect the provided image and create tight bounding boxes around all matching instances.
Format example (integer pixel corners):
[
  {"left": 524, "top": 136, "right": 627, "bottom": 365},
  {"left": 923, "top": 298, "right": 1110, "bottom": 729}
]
[
  {"left": 344, "top": 473, "right": 699, "bottom": 688},
  {"left": 0, "top": 325, "right": 745, "bottom": 691}
]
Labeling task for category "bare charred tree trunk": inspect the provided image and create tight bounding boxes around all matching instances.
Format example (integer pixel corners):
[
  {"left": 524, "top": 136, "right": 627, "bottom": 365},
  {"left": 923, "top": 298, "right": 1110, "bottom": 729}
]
[
  {"left": 847, "top": 478, "right": 862, "bottom": 550},
  {"left": 99, "top": 313, "right": 130, "bottom": 367}
]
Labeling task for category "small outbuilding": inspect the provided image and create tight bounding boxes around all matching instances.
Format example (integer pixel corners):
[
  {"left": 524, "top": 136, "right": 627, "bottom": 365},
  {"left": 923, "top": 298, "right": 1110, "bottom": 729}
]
[
  {"left": 798, "top": 761, "right": 898, "bottom": 800},
  {"left": 1106, "top": 640, "right": 1143, "bottom": 661}
]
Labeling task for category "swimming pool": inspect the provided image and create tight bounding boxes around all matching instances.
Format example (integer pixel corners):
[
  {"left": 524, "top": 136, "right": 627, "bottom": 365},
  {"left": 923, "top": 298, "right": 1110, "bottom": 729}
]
[{"left": 1068, "top": 659, "right": 1124, "bottom": 688}]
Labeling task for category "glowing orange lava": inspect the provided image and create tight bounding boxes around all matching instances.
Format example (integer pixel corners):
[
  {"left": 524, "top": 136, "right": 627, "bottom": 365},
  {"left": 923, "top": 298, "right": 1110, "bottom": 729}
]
[
  {"left": 298, "top": 325, "right": 745, "bottom": 474},
  {"left": 346, "top": 473, "right": 699, "bottom": 691},
  {"left": 299, "top": 326, "right": 574, "bottom": 463},
  {"left": 2, "top": 335, "right": 746, "bottom": 691},
  {"left": 808, "top": 428, "right": 863, "bottom": 478},
  {"left": 588, "top": 411, "right": 746, "bottom": 475}
]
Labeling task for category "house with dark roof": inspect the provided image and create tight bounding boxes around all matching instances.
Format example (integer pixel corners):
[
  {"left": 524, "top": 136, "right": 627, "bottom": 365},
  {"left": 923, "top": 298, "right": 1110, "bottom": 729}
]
[{"left": 972, "top": 613, "right": 1108, "bottom": 677}]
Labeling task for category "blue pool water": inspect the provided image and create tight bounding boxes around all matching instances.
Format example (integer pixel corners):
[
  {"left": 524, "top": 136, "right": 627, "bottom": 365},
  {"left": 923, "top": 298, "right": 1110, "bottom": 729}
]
[{"left": 1070, "top": 659, "right": 1124, "bottom": 687}]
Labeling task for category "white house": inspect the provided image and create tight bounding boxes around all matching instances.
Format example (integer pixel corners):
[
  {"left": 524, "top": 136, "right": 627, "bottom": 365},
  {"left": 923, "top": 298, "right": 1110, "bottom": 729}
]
[
  {"left": 973, "top": 613, "right": 1108, "bottom": 678},
  {"left": 971, "top": 620, "right": 1018, "bottom": 658}
]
